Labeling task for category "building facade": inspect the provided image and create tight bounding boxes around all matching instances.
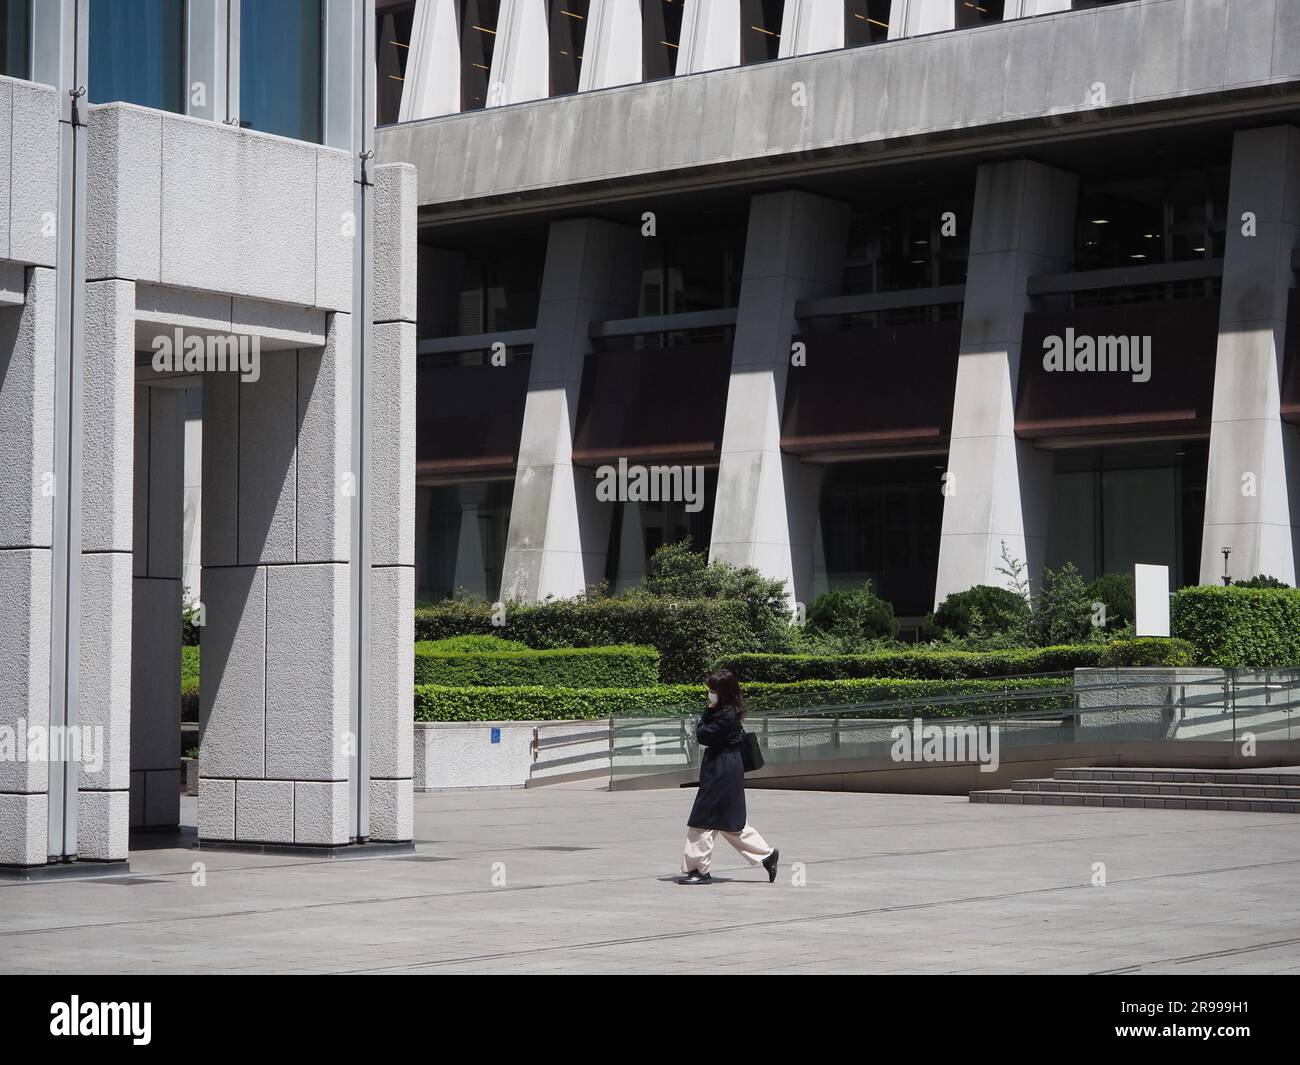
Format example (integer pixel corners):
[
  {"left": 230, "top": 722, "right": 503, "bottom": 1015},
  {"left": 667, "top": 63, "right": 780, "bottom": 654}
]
[
  {"left": 376, "top": 0, "right": 1300, "bottom": 628},
  {"left": 0, "top": 0, "right": 416, "bottom": 873}
]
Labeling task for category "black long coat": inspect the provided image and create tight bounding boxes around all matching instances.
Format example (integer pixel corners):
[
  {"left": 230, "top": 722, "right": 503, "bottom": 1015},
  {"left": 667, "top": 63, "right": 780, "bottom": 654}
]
[{"left": 687, "top": 705, "right": 746, "bottom": 832}]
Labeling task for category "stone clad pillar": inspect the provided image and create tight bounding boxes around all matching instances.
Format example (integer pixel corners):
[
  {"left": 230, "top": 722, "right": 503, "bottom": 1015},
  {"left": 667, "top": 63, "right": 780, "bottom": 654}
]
[
  {"left": 709, "top": 190, "right": 848, "bottom": 609},
  {"left": 500, "top": 218, "right": 642, "bottom": 603},
  {"left": 1201, "top": 126, "right": 1300, "bottom": 585},
  {"left": 934, "top": 159, "right": 1077, "bottom": 605}
]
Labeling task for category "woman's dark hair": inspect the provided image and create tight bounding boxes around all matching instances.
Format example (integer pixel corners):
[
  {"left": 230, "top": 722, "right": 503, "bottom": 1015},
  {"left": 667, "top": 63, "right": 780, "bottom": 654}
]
[{"left": 706, "top": 668, "right": 745, "bottom": 720}]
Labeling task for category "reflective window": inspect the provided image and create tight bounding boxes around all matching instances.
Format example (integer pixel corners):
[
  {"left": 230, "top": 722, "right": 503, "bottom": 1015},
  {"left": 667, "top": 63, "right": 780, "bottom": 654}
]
[
  {"left": 845, "top": 0, "right": 890, "bottom": 47},
  {"left": 0, "top": 0, "right": 29, "bottom": 80},
  {"left": 955, "top": 0, "right": 1004, "bottom": 27},
  {"left": 1074, "top": 168, "right": 1229, "bottom": 271},
  {"left": 418, "top": 482, "right": 513, "bottom": 603},
  {"left": 549, "top": 1, "right": 590, "bottom": 96},
  {"left": 740, "top": 0, "right": 783, "bottom": 65},
  {"left": 637, "top": 209, "right": 747, "bottom": 314},
  {"left": 843, "top": 188, "right": 973, "bottom": 295},
  {"left": 89, "top": 0, "right": 185, "bottom": 112},
  {"left": 642, "top": 0, "right": 684, "bottom": 81},
  {"left": 604, "top": 479, "right": 718, "bottom": 594},
  {"left": 241, "top": 0, "right": 323, "bottom": 142},
  {"left": 460, "top": 0, "right": 501, "bottom": 110},
  {"left": 377, "top": 0, "right": 417, "bottom": 126}
]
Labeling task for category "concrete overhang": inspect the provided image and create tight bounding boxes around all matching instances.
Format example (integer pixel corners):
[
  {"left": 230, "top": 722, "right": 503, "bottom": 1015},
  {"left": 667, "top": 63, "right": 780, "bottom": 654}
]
[{"left": 377, "top": 0, "right": 1300, "bottom": 227}]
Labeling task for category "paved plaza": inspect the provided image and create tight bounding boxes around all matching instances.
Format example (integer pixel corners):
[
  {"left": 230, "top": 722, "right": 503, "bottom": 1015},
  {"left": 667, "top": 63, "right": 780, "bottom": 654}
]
[{"left": 3, "top": 784, "right": 1299, "bottom": 975}]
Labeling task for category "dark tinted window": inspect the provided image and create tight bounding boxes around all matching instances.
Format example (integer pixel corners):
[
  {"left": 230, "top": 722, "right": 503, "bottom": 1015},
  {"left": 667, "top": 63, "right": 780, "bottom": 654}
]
[
  {"left": 549, "top": 1, "right": 591, "bottom": 96},
  {"left": 460, "top": 0, "right": 502, "bottom": 110},
  {"left": 89, "top": 0, "right": 185, "bottom": 112},
  {"left": 642, "top": 0, "right": 684, "bottom": 81},
  {"left": 740, "top": 0, "right": 784, "bottom": 65},
  {"left": 376, "top": 1, "right": 417, "bottom": 126},
  {"left": 241, "top": 0, "right": 323, "bottom": 141},
  {"left": 845, "top": 0, "right": 890, "bottom": 47},
  {"left": 955, "top": 0, "right": 1004, "bottom": 27},
  {"left": 0, "top": 0, "right": 29, "bottom": 79}
]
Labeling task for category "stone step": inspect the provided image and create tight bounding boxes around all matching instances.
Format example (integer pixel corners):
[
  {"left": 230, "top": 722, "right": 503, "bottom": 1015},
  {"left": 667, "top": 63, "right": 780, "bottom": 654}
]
[
  {"left": 1012, "top": 778, "right": 1300, "bottom": 799},
  {"left": 969, "top": 789, "right": 1300, "bottom": 813},
  {"left": 1054, "top": 766, "right": 1300, "bottom": 786}
]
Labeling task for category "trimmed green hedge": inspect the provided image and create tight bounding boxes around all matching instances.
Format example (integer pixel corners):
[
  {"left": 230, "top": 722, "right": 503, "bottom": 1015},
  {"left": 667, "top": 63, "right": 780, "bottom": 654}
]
[
  {"left": 713, "top": 644, "right": 1104, "bottom": 683},
  {"left": 413, "top": 677, "right": 1072, "bottom": 722},
  {"left": 414, "top": 643, "right": 660, "bottom": 688},
  {"left": 414, "top": 598, "right": 770, "bottom": 684},
  {"left": 1173, "top": 585, "right": 1300, "bottom": 668},
  {"left": 1098, "top": 637, "right": 1195, "bottom": 668}
]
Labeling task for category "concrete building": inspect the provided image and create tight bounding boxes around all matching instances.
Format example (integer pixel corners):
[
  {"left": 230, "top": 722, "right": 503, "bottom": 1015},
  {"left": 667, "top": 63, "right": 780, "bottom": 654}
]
[
  {"left": 0, "top": 0, "right": 415, "bottom": 874},
  {"left": 376, "top": 0, "right": 1300, "bottom": 628}
]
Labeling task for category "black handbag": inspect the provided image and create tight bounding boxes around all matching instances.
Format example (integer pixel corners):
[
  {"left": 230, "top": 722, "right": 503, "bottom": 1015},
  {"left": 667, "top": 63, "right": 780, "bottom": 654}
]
[{"left": 740, "top": 730, "right": 764, "bottom": 772}]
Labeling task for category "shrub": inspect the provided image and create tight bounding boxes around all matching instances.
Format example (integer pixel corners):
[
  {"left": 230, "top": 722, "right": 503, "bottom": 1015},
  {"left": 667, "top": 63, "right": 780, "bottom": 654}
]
[
  {"left": 422, "top": 634, "right": 529, "bottom": 653},
  {"left": 715, "top": 645, "right": 1103, "bottom": 682},
  {"left": 412, "top": 677, "right": 1072, "bottom": 722},
  {"left": 413, "top": 643, "right": 660, "bottom": 688},
  {"left": 413, "top": 597, "right": 767, "bottom": 684},
  {"left": 805, "top": 583, "right": 899, "bottom": 647},
  {"left": 1086, "top": 573, "right": 1135, "bottom": 630},
  {"left": 182, "top": 586, "right": 202, "bottom": 646},
  {"left": 1234, "top": 574, "right": 1290, "bottom": 589},
  {"left": 1172, "top": 585, "right": 1300, "bottom": 668},
  {"left": 1113, "top": 633, "right": 1193, "bottom": 668},
  {"left": 1098, "top": 638, "right": 1196, "bottom": 668},
  {"left": 1031, "top": 563, "right": 1096, "bottom": 646},
  {"left": 926, "top": 585, "right": 1030, "bottom": 641}
]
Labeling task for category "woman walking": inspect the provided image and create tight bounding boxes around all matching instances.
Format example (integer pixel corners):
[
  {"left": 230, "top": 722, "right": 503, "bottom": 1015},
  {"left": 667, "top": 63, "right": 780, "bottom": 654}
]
[{"left": 679, "top": 669, "right": 779, "bottom": 886}]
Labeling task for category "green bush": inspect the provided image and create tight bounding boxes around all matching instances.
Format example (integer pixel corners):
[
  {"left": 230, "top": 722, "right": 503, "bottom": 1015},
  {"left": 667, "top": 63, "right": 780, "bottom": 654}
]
[
  {"left": 806, "top": 583, "right": 899, "bottom": 647},
  {"left": 1172, "top": 585, "right": 1300, "bottom": 668},
  {"left": 421, "top": 634, "right": 529, "bottom": 653},
  {"left": 1098, "top": 638, "right": 1196, "bottom": 668},
  {"left": 1233, "top": 574, "right": 1290, "bottom": 589},
  {"left": 1086, "top": 573, "right": 1136, "bottom": 630},
  {"left": 414, "top": 643, "right": 660, "bottom": 688},
  {"left": 413, "top": 676, "right": 1072, "bottom": 722},
  {"left": 715, "top": 644, "right": 1103, "bottom": 682},
  {"left": 413, "top": 597, "right": 769, "bottom": 684},
  {"left": 1031, "top": 563, "right": 1096, "bottom": 646},
  {"left": 925, "top": 585, "right": 1030, "bottom": 641}
]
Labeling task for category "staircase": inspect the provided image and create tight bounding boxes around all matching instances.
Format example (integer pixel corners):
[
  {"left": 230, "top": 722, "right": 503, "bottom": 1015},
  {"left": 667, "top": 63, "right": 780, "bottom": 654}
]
[{"left": 970, "top": 766, "right": 1300, "bottom": 813}]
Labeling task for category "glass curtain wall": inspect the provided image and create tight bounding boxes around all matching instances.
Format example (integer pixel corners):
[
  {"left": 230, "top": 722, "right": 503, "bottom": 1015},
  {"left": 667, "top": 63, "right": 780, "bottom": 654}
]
[
  {"left": 377, "top": 0, "right": 418, "bottom": 126},
  {"left": 845, "top": 0, "right": 891, "bottom": 46},
  {"left": 89, "top": 0, "right": 185, "bottom": 112},
  {"left": 0, "top": 0, "right": 29, "bottom": 79},
  {"left": 642, "top": 0, "right": 684, "bottom": 81},
  {"left": 417, "top": 481, "right": 513, "bottom": 603},
  {"left": 241, "top": 0, "right": 324, "bottom": 142}
]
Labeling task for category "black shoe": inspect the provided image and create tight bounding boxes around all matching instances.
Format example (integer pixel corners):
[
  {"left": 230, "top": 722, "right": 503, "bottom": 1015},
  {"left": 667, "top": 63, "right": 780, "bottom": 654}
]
[
  {"left": 680, "top": 869, "right": 712, "bottom": 885},
  {"left": 762, "top": 848, "right": 779, "bottom": 883}
]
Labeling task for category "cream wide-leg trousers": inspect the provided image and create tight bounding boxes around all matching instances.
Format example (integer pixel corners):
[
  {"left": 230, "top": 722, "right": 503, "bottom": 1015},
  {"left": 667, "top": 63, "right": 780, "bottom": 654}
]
[{"left": 681, "top": 824, "right": 773, "bottom": 875}]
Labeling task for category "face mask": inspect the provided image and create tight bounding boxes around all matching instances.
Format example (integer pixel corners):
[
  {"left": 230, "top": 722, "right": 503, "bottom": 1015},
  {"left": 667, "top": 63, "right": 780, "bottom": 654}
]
[{"left": 707, "top": 691, "right": 719, "bottom": 707}]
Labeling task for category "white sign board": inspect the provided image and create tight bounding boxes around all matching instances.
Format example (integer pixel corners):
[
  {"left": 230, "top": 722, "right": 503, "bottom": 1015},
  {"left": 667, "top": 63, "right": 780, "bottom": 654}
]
[{"left": 1134, "top": 564, "right": 1170, "bottom": 637}]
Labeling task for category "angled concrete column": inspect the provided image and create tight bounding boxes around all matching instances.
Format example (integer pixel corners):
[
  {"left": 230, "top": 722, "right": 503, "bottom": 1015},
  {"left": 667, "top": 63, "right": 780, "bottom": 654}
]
[
  {"left": 500, "top": 218, "right": 641, "bottom": 603},
  {"left": 935, "top": 160, "right": 1078, "bottom": 604},
  {"left": 489, "top": 0, "right": 550, "bottom": 105},
  {"left": 0, "top": 268, "right": 56, "bottom": 868},
  {"left": 709, "top": 191, "right": 848, "bottom": 609},
  {"left": 1019, "top": 1, "right": 1070, "bottom": 16},
  {"left": 78, "top": 279, "right": 137, "bottom": 862},
  {"left": 680, "top": 0, "right": 740, "bottom": 73},
  {"left": 580, "top": 0, "right": 642, "bottom": 90},
  {"left": 130, "top": 384, "right": 185, "bottom": 831},
  {"left": 900, "top": 0, "right": 955, "bottom": 37},
  {"left": 400, "top": 0, "right": 463, "bottom": 119},
  {"left": 1201, "top": 127, "right": 1300, "bottom": 585},
  {"left": 199, "top": 325, "right": 354, "bottom": 847},
  {"left": 779, "top": 0, "right": 845, "bottom": 57},
  {"left": 369, "top": 163, "right": 417, "bottom": 843}
]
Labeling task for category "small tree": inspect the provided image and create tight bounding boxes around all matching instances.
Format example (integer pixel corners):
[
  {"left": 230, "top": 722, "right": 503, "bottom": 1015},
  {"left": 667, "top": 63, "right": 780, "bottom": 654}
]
[
  {"left": 1031, "top": 563, "right": 1095, "bottom": 646},
  {"left": 805, "top": 582, "right": 900, "bottom": 649}
]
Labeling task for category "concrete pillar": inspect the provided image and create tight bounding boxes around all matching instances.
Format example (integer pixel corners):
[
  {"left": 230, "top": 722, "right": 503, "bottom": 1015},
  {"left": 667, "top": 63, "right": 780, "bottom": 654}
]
[
  {"left": 1020, "top": 1, "right": 1070, "bottom": 16},
  {"left": 934, "top": 160, "right": 1078, "bottom": 605},
  {"left": 1201, "top": 127, "right": 1300, "bottom": 585},
  {"left": 500, "top": 218, "right": 641, "bottom": 603},
  {"left": 78, "top": 279, "right": 137, "bottom": 862},
  {"left": 614, "top": 500, "right": 646, "bottom": 593},
  {"left": 199, "top": 327, "right": 355, "bottom": 847},
  {"left": 400, "top": 0, "right": 463, "bottom": 119},
  {"left": 709, "top": 191, "right": 848, "bottom": 609},
  {"left": 130, "top": 385, "right": 185, "bottom": 831},
  {"left": 0, "top": 268, "right": 57, "bottom": 868},
  {"left": 489, "top": 0, "right": 550, "bottom": 105},
  {"left": 679, "top": 0, "right": 740, "bottom": 73},
  {"left": 453, "top": 493, "right": 488, "bottom": 598},
  {"left": 897, "top": 0, "right": 954, "bottom": 38},
  {"left": 779, "top": 0, "right": 845, "bottom": 57},
  {"left": 368, "top": 163, "right": 417, "bottom": 843},
  {"left": 580, "top": 0, "right": 642, "bottom": 90}
]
